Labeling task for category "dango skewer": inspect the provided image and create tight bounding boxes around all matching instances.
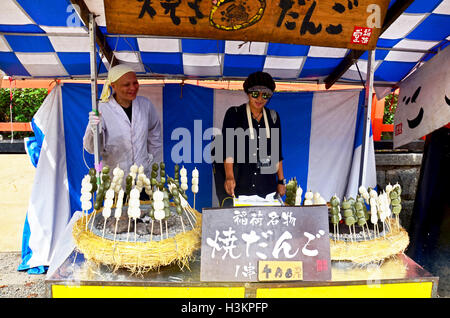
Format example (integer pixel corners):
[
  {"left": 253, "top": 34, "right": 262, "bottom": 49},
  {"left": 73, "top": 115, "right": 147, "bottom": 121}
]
[
  {"left": 102, "top": 189, "right": 114, "bottom": 239},
  {"left": 153, "top": 189, "right": 165, "bottom": 241},
  {"left": 127, "top": 188, "right": 140, "bottom": 242},
  {"left": 192, "top": 167, "right": 199, "bottom": 210},
  {"left": 113, "top": 189, "right": 124, "bottom": 244}
]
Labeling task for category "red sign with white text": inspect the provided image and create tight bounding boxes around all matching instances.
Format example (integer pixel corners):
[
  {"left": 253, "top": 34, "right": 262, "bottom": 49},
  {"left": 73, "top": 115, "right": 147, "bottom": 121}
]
[{"left": 351, "top": 26, "right": 372, "bottom": 45}]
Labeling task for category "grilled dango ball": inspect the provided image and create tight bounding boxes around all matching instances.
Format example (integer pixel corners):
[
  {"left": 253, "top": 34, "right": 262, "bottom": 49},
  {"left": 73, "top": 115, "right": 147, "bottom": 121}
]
[
  {"left": 303, "top": 190, "right": 313, "bottom": 206},
  {"left": 357, "top": 217, "right": 367, "bottom": 227},
  {"left": 354, "top": 195, "right": 367, "bottom": 227},
  {"left": 342, "top": 198, "right": 355, "bottom": 222},
  {"left": 390, "top": 186, "right": 402, "bottom": 215},
  {"left": 345, "top": 215, "right": 356, "bottom": 226},
  {"left": 330, "top": 195, "right": 340, "bottom": 207},
  {"left": 330, "top": 214, "right": 340, "bottom": 225},
  {"left": 285, "top": 178, "right": 297, "bottom": 206}
]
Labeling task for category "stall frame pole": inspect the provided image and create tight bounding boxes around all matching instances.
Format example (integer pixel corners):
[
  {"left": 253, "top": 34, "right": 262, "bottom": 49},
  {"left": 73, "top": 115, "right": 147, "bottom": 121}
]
[
  {"left": 89, "top": 13, "right": 100, "bottom": 180},
  {"left": 359, "top": 50, "right": 375, "bottom": 187}
]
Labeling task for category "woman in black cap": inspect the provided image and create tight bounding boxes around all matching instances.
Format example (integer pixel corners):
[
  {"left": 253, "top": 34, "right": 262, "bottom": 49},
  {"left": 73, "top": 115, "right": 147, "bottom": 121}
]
[{"left": 216, "top": 71, "right": 286, "bottom": 205}]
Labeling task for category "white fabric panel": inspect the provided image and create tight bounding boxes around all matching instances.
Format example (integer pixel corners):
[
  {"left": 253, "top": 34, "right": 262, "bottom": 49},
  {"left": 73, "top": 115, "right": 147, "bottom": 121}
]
[
  {"left": 138, "top": 38, "right": 181, "bottom": 52},
  {"left": 307, "top": 46, "right": 348, "bottom": 58},
  {"left": 137, "top": 85, "right": 164, "bottom": 122},
  {"left": 183, "top": 53, "right": 223, "bottom": 76},
  {"left": 264, "top": 68, "right": 303, "bottom": 79},
  {"left": 213, "top": 89, "right": 248, "bottom": 133},
  {"left": 263, "top": 56, "right": 304, "bottom": 78},
  {"left": 342, "top": 60, "right": 381, "bottom": 81},
  {"left": 225, "top": 41, "right": 267, "bottom": 55},
  {"left": 374, "top": 86, "right": 394, "bottom": 100},
  {"left": 46, "top": 211, "right": 82, "bottom": 278},
  {"left": 307, "top": 90, "right": 360, "bottom": 200},
  {"left": 433, "top": 0, "right": 450, "bottom": 14},
  {"left": 84, "top": 0, "right": 107, "bottom": 26},
  {"left": 394, "top": 39, "right": 440, "bottom": 51},
  {"left": 380, "top": 14, "right": 427, "bottom": 40},
  {"left": 0, "top": 0, "right": 35, "bottom": 25},
  {"left": 0, "top": 36, "right": 11, "bottom": 52},
  {"left": 48, "top": 36, "right": 91, "bottom": 52},
  {"left": 113, "top": 51, "right": 145, "bottom": 72},
  {"left": 26, "top": 85, "right": 71, "bottom": 268},
  {"left": 16, "top": 53, "right": 68, "bottom": 77},
  {"left": 40, "top": 26, "right": 88, "bottom": 34},
  {"left": 345, "top": 135, "right": 377, "bottom": 198},
  {"left": 385, "top": 51, "right": 425, "bottom": 62}
]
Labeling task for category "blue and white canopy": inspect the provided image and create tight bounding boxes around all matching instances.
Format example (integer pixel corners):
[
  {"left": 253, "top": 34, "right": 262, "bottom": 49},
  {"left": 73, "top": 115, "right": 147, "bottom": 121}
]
[{"left": 0, "top": 0, "right": 449, "bottom": 85}]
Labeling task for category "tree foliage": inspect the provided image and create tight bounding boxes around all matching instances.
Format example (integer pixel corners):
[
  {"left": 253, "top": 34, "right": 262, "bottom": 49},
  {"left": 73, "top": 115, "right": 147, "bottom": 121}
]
[
  {"left": 383, "top": 93, "right": 398, "bottom": 125},
  {"left": 0, "top": 88, "right": 48, "bottom": 139}
]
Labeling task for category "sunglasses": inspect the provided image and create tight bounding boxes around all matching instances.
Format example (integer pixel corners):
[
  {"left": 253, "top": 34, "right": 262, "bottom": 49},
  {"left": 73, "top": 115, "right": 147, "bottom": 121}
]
[{"left": 250, "top": 91, "right": 272, "bottom": 100}]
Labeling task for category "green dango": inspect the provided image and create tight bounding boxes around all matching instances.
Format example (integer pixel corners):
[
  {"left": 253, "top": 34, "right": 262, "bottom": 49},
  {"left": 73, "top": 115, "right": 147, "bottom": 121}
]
[
  {"left": 343, "top": 209, "right": 353, "bottom": 218},
  {"left": 345, "top": 215, "right": 356, "bottom": 226},
  {"left": 101, "top": 165, "right": 110, "bottom": 175},
  {"left": 330, "top": 214, "right": 340, "bottom": 224},
  {"left": 342, "top": 200, "right": 351, "bottom": 210},
  {"left": 357, "top": 217, "right": 367, "bottom": 229},
  {"left": 330, "top": 206, "right": 339, "bottom": 215},
  {"left": 330, "top": 196, "right": 340, "bottom": 207}
]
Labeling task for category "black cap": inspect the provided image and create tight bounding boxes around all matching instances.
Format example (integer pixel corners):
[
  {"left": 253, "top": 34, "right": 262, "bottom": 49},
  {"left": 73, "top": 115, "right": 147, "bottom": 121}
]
[{"left": 243, "top": 71, "right": 276, "bottom": 93}]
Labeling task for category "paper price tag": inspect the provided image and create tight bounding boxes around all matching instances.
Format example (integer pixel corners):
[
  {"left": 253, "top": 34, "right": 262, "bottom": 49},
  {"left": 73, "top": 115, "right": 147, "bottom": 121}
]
[{"left": 258, "top": 260, "right": 303, "bottom": 281}]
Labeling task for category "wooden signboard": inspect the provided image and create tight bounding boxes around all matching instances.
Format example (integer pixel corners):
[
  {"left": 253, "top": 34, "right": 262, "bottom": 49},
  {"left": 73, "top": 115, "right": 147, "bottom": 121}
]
[
  {"left": 200, "top": 205, "right": 331, "bottom": 282},
  {"left": 104, "top": 0, "right": 390, "bottom": 50}
]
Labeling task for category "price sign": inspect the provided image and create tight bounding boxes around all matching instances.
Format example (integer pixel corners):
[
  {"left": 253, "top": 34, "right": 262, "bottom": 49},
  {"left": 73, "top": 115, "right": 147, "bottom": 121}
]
[
  {"left": 200, "top": 205, "right": 331, "bottom": 282},
  {"left": 258, "top": 261, "right": 303, "bottom": 281}
]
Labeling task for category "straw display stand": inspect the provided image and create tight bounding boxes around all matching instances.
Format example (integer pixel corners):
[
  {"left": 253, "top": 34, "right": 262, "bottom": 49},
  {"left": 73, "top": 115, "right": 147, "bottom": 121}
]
[
  {"left": 330, "top": 218, "right": 409, "bottom": 264},
  {"left": 331, "top": 255, "right": 407, "bottom": 282},
  {"left": 73, "top": 206, "right": 202, "bottom": 274}
]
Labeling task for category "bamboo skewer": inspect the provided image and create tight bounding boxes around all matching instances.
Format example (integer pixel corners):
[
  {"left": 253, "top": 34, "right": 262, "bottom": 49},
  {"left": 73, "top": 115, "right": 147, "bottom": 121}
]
[
  {"left": 183, "top": 208, "right": 196, "bottom": 230},
  {"left": 113, "top": 218, "right": 119, "bottom": 243},
  {"left": 366, "top": 223, "right": 371, "bottom": 240},
  {"left": 102, "top": 217, "right": 107, "bottom": 239},
  {"left": 134, "top": 218, "right": 137, "bottom": 242},
  {"left": 126, "top": 217, "right": 131, "bottom": 242},
  {"left": 150, "top": 219, "right": 154, "bottom": 241},
  {"left": 89, "top": 212, "right": 96, "bottom": 232},
  {"left": 180, "top": 215, "right": 186, "bottom": 233}
]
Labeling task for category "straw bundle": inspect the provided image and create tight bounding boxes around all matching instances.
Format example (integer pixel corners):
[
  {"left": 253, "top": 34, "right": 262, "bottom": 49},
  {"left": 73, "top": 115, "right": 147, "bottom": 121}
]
[
  {"left": 72, "top": 207, "right": 202, "bottom": 274},
  {"left": 330, "top": 218, "right": 409, "bottom": 264}
]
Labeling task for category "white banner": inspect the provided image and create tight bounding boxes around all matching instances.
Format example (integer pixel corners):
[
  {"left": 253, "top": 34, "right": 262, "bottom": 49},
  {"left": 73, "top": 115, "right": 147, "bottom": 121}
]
[{"left": 394, "top": 45, "right": 450, "bottom": 148}]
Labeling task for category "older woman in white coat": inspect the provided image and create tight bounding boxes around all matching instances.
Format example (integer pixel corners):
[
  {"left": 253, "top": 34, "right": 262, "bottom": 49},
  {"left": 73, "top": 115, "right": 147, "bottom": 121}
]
[{"left": 83, "top": 64, "right": 163, "bottom": 185}]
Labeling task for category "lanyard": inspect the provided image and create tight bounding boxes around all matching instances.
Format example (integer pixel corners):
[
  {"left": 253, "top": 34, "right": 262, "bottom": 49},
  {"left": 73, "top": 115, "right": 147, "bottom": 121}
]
[{"left": 246, "top": 103, "right": 270, "bottom": 140}]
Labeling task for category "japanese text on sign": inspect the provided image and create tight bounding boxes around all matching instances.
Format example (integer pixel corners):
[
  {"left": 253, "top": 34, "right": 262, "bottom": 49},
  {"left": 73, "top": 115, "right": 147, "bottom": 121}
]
[
  {"left": 258, "top": 260, "right": 303, "bottom": 281},
  {"left": 104, "top": 0, "right": 390, "bottom": 49},
  {"left": 200, "top": 205, "right": 331, "bottom": 282}
]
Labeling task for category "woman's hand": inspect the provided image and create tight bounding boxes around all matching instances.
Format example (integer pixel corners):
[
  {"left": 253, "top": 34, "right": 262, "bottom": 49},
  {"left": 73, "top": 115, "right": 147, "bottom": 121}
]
[
  {"left": 277, "top": 184, "right": 286, "bottom": 197},
  {"left": 224, "top": 178, "right": 236, "bottom": 197},
  {"left": 88, "top": 111, "right": 102, "bottom": 133}
]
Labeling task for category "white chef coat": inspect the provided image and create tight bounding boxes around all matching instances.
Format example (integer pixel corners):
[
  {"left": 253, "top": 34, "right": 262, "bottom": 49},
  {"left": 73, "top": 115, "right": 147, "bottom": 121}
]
[{"left": 83, "top": 95, "right": 163, "bottom": 177}]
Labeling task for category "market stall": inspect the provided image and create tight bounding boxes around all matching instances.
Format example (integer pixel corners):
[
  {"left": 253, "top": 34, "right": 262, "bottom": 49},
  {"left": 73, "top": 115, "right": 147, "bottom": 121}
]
[{"left": 1, "top": 0, "right": 448, "bottom": 297}]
